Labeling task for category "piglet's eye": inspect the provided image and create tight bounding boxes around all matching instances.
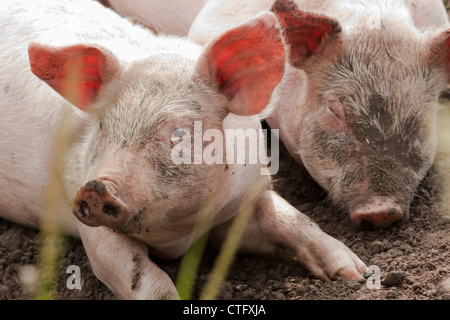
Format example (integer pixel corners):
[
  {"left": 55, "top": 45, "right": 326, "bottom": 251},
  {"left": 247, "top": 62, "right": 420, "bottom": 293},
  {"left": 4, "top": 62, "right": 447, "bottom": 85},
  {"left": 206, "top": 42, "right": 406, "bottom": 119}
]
[
  {"left": 172, "top": 128, "right": 189, "bottom": 138},
  {"left": 327, "top": 106, "right": 340, "bottom": 119}
]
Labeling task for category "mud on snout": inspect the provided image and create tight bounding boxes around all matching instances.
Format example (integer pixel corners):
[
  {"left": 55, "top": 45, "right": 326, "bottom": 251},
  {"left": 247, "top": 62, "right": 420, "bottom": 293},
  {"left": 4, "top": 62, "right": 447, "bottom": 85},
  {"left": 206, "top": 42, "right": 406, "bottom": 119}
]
[{"left": 72, "top": 179, "right": 131, "bottom": 229}]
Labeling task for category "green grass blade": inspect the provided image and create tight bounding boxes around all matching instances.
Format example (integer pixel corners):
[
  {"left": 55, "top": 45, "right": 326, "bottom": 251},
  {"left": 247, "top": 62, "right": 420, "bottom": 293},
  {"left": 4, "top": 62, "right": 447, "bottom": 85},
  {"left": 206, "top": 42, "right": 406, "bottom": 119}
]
[{"left": 175, "top": 232, "right": 209, "bottom": 300}]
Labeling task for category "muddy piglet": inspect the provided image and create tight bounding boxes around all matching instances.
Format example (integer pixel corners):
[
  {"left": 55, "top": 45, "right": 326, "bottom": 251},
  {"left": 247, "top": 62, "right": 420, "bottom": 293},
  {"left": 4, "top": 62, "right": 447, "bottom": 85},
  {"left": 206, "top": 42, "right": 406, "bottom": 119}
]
[
  {"left": 0, "top": 0, "right": 366, "bottom": 299},
  {"left": 189, "top": 0, "right": 450, "bottom": 229}
]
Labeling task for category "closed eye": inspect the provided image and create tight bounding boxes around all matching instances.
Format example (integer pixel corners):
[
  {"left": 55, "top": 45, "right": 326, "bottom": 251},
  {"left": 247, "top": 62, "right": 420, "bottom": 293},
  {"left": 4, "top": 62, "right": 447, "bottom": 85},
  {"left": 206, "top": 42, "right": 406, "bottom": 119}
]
[
  {"left": 327, "top": 106, "right": 344, "bottom": 123},
  {"left": 326, "top": 103, "right": 343, "bottom": 120}
]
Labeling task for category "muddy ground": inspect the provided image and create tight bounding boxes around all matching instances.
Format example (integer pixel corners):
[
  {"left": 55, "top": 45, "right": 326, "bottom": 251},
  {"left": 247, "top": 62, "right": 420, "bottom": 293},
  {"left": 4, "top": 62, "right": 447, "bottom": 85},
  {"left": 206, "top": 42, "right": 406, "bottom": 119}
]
[
  {"left": 1, "top": 136, "right": 450, "bottom": 301},
  {"left": 1, "top": 2, "right": 450, "bottom": 301}
]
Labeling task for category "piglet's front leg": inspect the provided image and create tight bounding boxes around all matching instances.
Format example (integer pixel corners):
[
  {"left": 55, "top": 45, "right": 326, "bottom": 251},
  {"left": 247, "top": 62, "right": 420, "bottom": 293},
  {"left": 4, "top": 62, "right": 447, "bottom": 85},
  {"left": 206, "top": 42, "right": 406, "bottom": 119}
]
[
  {"left": 78, "top": 224, "right": 178, "bottom": 300},
  {"left": 224, "top": 191, "right": 367, "bottom": 282}
]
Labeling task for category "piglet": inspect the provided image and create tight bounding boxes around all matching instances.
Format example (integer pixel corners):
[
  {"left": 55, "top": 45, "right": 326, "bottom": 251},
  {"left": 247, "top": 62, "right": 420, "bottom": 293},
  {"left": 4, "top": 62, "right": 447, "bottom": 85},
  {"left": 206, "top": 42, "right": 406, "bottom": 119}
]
[
  {"left": 0, "top": 0, "right": 366, "bottom": 299},
  {"left": 100, "top": 0, "right": 208, "bottom": 36},
  {"left": 188, "top": 0, "right": 450, "bottom": 229}
]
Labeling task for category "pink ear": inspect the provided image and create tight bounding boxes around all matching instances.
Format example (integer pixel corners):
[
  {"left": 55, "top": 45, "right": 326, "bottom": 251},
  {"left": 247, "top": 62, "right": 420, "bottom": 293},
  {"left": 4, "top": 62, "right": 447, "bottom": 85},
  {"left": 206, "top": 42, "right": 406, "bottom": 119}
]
[
  {"left": 197, "top": 12, "right": 286, "bottom": 116},
  {"left": 445, "top": 34, "right": 450, "bottom": 76},
  {"left": 271, "top": 0, "right": 341, "bottom": 68},
  {"left": 429, "top": 28, "right": 450, "bottom": 79},
  {"left": 28, "top": 43, "right": 119, "bottom": 111}
]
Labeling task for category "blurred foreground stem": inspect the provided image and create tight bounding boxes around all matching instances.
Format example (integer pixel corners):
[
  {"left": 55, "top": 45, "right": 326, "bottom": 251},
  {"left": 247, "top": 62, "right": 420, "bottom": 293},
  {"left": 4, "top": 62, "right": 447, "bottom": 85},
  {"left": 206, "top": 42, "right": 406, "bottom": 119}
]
[
  {"left": 199, "top": 199, "right": 256, "bottom": 300},
  {"left": 35, "top": 115, "right": 72, "bottom": 300},
  {"left": 176, "top": 232, "right": 209, "bottom": 300}
]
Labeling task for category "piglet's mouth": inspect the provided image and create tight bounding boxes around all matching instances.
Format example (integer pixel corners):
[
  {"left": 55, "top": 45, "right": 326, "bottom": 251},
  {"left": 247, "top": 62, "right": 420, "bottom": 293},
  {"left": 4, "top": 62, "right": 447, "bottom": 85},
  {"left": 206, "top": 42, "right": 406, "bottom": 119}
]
[{"left": 114, "top": 209, "right": 147, "bottom": 235}]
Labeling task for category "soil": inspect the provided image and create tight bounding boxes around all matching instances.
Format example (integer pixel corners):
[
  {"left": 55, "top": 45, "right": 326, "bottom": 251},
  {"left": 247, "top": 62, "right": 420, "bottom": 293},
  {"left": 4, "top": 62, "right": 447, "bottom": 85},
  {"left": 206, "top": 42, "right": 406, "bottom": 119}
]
[
  {"left": 1, "top": 2, "right": 450, "bottom": 301},
  {"left": 2, "top": 139, "right": 450, "bottom": 301}
]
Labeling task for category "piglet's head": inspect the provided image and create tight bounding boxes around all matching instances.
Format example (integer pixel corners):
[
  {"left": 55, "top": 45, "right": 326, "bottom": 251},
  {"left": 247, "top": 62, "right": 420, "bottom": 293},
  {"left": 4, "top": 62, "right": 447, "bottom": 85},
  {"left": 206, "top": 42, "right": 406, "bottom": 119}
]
[
  {"left": 27, "top": 12, "right": 286, "bottom": 233},
  {"left": 271, "top": 0, "right": 450, "bottom": 229}
]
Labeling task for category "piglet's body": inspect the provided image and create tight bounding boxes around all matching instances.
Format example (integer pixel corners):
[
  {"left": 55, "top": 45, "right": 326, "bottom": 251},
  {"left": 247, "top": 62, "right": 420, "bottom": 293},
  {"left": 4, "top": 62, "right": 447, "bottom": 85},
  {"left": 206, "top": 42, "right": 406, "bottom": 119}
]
[
  {"left": 103, "top": 0, "right": 208, "bottom": 36},
  {"left": 0, "top": 0, "right": 365, "bottom": 299},
  {"left": 188, "top": 0, "right": 450, "bottom": 229}
]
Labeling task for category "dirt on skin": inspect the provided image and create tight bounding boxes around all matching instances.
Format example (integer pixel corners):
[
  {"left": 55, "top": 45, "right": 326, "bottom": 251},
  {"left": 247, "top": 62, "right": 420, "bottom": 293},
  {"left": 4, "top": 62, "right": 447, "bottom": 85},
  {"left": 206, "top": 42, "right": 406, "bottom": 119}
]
[{"left": 1, "top": 2, "right": 450, "bottom": 301}]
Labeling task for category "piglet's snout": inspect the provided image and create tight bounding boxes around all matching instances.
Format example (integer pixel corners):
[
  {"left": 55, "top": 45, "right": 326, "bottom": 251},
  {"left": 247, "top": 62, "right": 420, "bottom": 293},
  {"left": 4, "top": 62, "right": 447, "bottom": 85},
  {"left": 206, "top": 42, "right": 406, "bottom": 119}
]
[
  {"left": 72, "top": 179, "right": 129, "bottom": 229},
  {"left": 351, "top": 199, "right": 407, "bottom": 229}
]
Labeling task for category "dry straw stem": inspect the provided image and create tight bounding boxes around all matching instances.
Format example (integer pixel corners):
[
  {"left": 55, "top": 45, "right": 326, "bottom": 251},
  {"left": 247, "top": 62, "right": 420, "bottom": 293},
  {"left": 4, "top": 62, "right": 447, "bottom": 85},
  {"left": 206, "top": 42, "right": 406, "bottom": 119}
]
[
  {"left": 35, "top": 64, "right": 81, "bottom": 299},
  {"left": 35, "top": 115, "right": 70, "bottom": 300}
]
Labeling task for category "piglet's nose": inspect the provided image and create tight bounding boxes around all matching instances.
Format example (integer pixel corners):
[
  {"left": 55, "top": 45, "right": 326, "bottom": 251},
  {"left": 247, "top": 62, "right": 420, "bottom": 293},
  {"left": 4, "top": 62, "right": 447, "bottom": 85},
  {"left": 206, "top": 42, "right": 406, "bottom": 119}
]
[
  {"left": 351, "top": 201, "right": 407, "bottom": 229},
  {"left": 72, "top": 179, "right": 129, "bottom": 229}
]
